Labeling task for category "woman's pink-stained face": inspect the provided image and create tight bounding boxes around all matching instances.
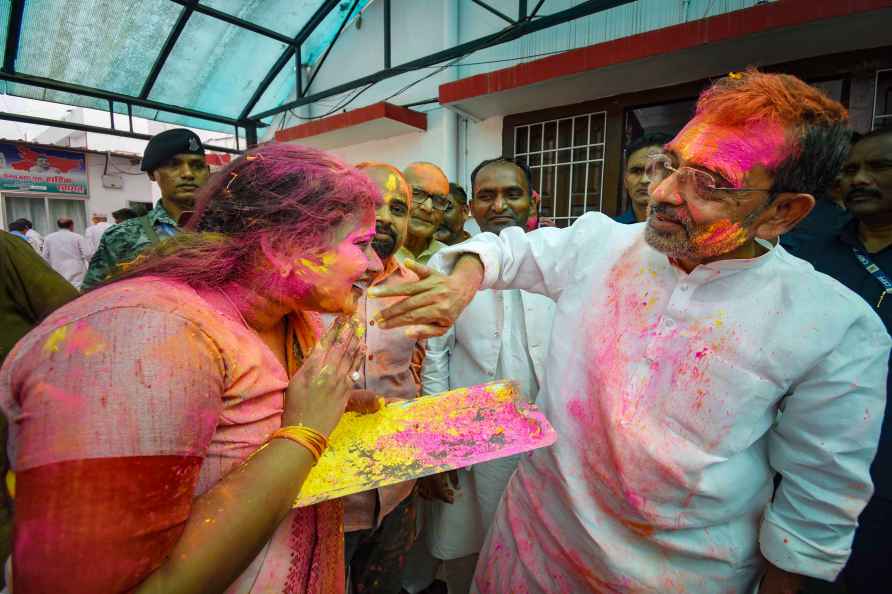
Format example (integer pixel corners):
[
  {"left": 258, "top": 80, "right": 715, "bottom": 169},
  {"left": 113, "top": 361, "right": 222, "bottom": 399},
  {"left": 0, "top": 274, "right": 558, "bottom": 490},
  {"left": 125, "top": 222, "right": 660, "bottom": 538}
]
[{"left": 263, "top": 208, "right": 384, "bottom": 315}]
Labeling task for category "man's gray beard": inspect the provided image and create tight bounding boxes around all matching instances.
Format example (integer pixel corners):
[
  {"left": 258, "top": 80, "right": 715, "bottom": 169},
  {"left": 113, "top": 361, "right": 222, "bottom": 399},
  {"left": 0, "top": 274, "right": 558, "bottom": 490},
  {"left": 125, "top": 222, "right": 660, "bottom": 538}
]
[{"left": 643, "top": 222, "right": 697, "bottom": 259}]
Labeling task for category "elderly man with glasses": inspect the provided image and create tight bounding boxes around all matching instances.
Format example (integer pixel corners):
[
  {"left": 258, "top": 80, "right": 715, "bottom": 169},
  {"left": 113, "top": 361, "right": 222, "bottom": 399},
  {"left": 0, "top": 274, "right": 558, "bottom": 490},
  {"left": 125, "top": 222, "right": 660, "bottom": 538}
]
[
  {"left": 370, "top": 71, "right": 889, "bottom": 594},
  {"left": 398, "top": 162, "right": 451, "bottom": 265}
]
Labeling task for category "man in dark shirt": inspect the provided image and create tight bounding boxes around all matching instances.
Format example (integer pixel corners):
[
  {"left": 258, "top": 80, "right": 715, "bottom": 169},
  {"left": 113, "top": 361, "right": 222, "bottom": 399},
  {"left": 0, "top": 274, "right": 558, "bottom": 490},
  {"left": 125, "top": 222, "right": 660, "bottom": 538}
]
[
  {"left": 788, "top": 128, "right": 892, "bottom": 593},
  {"left": 614, "top": 133, "right": 672, "bottom": 224}
]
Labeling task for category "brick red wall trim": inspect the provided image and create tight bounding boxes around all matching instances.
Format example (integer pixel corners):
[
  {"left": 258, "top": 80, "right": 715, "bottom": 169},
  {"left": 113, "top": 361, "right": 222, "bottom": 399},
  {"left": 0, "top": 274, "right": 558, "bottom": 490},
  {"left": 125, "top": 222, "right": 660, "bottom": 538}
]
[
  {"left": 275, "top": 102, "right": 427, "bottom": 143},
  {"left": 439, "top": 0, "right": 892, "bottom": 104}
]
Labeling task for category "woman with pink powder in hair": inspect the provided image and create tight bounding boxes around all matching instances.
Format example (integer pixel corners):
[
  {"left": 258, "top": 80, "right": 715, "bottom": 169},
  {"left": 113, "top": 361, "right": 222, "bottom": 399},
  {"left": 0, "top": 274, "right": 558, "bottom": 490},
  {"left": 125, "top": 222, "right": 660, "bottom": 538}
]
[{"left": 0, "top": 143, "right": 384, "bottom": 593}]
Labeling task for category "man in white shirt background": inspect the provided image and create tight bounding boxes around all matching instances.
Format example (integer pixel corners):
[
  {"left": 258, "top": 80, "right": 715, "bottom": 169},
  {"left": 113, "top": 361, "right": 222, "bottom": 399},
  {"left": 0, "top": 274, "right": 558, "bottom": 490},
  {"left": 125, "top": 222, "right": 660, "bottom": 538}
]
[
  {"left": 41, "top": 217, "right": 88, "bottom": 289},
  {"left": 18, "top": 219, "right": 43, "bottom": 253},
  {"left": 84, "top": 213, "right": 112, "bottom": 259},
  {"left": 404, "top": 158, "right": 556, "bottom": 594},
  {"left": 373, "top": 70, "right": 889, "bottom": 594}
]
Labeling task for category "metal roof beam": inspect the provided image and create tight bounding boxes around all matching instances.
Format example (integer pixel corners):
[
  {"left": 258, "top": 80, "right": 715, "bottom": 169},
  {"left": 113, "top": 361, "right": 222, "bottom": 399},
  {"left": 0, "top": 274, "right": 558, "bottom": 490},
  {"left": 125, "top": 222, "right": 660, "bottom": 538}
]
[
  {"left": 0, "top": 110, "right": 242, "bottom": 154},
  {"left": 295, "top": 0, "right": 342, "bottom": 45},
  {"left": 0, "top": 70, "right": 262, "bottom": 128},
  {"left": 167, "top": 0, "right": 298, "bottom": 47},
  {"left": 250, "top": 0, "right": 635, "bottom": 120},
  {"left": 141, "top": 3, "right": 194, "bottom": 99},
  {"left": 3, "top": 0, "right": 27, "bottom": 73},
  {"left": 237, "top": 0, "right": 341, "bottom": 121},
  {"left": 471, "top": 0, "right": 517, "bottom": 25},
  {"left": 302, "top": 0, "right": 361, "bottom": 96},
  {"left": 530, "top": 0, "right": 547, "bottom": 19}
]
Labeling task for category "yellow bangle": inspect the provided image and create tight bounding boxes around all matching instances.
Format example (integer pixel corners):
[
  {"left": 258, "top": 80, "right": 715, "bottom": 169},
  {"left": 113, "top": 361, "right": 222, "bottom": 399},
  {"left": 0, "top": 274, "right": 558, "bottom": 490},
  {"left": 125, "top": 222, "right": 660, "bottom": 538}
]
[{"left": 269, "top": 425, "right": 329, "bottom": 463}]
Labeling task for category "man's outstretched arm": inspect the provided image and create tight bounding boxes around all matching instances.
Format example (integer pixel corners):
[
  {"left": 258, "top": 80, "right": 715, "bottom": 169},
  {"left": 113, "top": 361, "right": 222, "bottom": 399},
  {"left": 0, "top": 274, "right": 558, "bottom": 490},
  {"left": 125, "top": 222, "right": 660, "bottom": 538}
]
[{"left": 371, "top": 212, "right": 610, "bottom": 339}]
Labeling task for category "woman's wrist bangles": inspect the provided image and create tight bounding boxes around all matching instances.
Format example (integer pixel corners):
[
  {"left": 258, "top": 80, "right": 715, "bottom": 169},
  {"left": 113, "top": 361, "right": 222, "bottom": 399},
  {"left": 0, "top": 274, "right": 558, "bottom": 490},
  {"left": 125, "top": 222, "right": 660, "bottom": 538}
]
[{"left": 269, "top": 425, "right": 329, "bottom": 463}]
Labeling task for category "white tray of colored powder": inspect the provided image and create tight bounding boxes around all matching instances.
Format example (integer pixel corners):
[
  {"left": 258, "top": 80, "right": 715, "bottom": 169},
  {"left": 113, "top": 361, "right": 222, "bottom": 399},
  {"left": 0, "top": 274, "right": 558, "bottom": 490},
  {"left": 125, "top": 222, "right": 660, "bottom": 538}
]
[{"left": 293, "top": 380, "right": 556, "bottom": 507}]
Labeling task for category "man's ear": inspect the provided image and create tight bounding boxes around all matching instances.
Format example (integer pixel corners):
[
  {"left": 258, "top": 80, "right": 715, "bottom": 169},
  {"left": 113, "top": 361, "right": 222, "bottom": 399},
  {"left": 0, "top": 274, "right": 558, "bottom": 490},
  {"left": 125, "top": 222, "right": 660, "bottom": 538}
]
[
  {"left": 147, "top": 170, "right": 156, "bottom": 182},
  {"left": 754, "top": 193, "right": 815, "bottom": 240}
]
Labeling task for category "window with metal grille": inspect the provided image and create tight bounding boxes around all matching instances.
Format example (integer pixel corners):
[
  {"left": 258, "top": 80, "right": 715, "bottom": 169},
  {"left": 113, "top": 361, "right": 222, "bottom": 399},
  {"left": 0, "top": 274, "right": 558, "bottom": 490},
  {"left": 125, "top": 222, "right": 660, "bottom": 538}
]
[
  {"left": 512, "top": 112, "right": 606, "bottom": 228},
  {"left": 874, "top": 69, "right": 892, "bottom": 131}
]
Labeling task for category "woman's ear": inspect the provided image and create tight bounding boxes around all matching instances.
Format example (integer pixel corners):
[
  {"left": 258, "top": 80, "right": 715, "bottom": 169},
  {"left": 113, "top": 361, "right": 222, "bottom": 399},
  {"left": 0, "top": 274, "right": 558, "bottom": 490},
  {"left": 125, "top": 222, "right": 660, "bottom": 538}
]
[{"left": 259, "top": 234, "right": 293, "bottom": 276}]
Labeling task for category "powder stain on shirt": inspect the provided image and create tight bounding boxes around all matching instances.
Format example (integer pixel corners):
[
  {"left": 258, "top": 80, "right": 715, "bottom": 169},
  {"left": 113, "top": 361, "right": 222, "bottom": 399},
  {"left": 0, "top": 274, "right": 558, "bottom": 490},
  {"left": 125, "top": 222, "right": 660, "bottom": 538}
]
[{"left": 43, "top": 325, "right": 69, "bottom": 353}]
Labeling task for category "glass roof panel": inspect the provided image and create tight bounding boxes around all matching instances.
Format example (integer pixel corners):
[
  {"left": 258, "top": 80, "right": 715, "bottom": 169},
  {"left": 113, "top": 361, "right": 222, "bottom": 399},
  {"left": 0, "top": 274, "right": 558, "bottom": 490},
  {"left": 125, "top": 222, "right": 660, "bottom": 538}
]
[
  {"left": 2, "top": 79, "right": 236, "bottom": 133},
  {"left": 0, "top": 0, "right": 10, "bottom": 60},
  {"left": 248, "top": 55, "right": 296, "bottom": 118},
  {"left": 130, "top": 105, "right": 238, "bottom": 134},
  {"left": 0, "top": 0, "right": 374, "bottom": 132},
  {"left": 303, "top": 0, "right": 369, "bottom": 65},
  {"left": 201, "top": 0, "right": 328, "bottom": 37},
  {"left": 3, "top": 80, "right": 122, "bottom": 113},
  {"left": 246, "top": 0, "right": 370, "bottom": 118},
  {"left": 147, "top": 9, "right": 288, "bottom": 119},
  {"left": 14, "top": 0, "right": 180, "bottom": 96}
]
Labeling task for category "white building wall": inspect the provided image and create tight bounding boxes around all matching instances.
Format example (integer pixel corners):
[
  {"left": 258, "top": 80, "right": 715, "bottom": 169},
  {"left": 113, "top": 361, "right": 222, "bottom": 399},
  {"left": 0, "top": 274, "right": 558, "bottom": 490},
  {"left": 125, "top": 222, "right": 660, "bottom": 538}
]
[
  {"left": 83, "top": 153, "right": 156, "bottom": 218},
  {"left": 325, "top": 108, "right": 503, "bottom": 191},
  {"left": 268, "top": 0, "right": 767, "bottom": 186}
]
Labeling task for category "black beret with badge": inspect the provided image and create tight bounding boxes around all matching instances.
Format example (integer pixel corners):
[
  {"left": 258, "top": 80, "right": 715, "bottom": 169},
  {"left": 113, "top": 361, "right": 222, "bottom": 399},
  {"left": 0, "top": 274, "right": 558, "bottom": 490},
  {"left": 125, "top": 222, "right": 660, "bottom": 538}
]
[{"left": 141, "top": 128, "right": 205, "bottom": 172}]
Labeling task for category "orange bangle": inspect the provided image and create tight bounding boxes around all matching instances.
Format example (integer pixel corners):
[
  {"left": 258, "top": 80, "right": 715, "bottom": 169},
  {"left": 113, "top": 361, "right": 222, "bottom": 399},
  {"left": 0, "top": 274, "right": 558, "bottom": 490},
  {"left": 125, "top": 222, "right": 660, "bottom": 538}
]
[{"left": 269, "top": 425, "right": 329, "bottom": 463}]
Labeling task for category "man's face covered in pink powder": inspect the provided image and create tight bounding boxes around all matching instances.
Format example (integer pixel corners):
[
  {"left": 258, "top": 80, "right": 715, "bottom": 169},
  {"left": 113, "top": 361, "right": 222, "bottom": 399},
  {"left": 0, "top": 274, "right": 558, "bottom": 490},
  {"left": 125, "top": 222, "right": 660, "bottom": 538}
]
[{"left": 644, "top": 115, "right": 791, "bottom": 262}]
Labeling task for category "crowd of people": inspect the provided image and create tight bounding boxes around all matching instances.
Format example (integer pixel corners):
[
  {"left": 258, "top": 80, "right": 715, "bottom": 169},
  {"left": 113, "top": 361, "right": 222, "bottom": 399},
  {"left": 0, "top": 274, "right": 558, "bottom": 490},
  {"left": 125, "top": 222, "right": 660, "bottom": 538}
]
[{"left": 0, "top": 69, "right": 889, "bottom": 594}]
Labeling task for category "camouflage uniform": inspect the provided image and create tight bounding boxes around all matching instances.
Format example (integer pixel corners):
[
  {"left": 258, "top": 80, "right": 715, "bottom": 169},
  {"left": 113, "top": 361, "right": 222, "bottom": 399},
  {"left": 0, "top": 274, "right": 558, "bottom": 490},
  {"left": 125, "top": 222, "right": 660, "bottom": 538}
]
[{"left": 81, "top": 201, "right": 179, "bottom": 290}]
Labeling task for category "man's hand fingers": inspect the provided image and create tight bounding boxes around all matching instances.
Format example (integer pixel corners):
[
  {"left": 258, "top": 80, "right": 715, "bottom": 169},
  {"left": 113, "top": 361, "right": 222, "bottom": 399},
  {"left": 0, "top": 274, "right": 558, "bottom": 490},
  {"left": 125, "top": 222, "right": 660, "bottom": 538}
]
[
  {"left": 374, "top": 292, "right": 441, "bottom": 326},
  {"left": 403, "top": 258, "right": 434, "bottom": 279},
  {"left": 367, "top": 278, "right": 432, "bottom": 299},
  {"left": 379, "top": 301, "right": 452, "bottom": 328}
]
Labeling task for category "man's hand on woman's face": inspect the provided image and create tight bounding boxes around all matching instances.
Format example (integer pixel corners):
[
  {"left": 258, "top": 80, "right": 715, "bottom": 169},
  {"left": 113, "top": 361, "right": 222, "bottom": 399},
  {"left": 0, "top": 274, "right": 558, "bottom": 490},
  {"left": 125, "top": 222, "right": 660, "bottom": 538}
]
[{"left": 368, "top": 257, "right": 483, "bottom": 340}]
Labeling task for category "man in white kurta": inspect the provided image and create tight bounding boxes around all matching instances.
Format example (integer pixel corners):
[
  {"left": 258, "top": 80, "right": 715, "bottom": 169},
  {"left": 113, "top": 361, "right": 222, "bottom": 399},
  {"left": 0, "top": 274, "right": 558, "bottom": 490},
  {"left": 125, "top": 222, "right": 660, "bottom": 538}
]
[
  {"left": 84, "top": 214, "right": 112, "bottom": 258},
  {"left": 42, "top": 218, "right": 88, "bottom": 288},
  {"left": 415, "top": 159, "right": 556, "bottom": 594},
  {"left": 371, "top": 71, "right": 890, "bottom": 593}
]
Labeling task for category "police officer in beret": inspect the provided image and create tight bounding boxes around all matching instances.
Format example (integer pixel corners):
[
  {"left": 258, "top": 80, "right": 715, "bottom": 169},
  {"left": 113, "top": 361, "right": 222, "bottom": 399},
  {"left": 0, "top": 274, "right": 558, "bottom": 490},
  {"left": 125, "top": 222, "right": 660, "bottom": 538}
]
[{"left": 82, "top": 129, "right": 210, "bottom": 290}]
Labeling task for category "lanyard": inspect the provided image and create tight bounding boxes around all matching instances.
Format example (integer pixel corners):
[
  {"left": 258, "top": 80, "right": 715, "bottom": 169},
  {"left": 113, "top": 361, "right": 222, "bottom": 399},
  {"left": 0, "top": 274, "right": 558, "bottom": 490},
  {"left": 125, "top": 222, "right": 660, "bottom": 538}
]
[{"left": 851, "top": 246, "right": 892, "bottom": 308}]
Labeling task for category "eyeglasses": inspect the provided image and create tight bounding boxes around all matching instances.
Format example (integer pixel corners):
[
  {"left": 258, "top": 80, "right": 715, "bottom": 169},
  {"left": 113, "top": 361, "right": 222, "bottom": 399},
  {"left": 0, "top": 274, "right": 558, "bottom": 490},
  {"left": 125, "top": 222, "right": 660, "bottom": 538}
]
[
  {"left": 412, "top": 187, "right": 450, "bottom": 211},
  {"left": 646, "top": 154, "right": 773, "bottom": 200}
]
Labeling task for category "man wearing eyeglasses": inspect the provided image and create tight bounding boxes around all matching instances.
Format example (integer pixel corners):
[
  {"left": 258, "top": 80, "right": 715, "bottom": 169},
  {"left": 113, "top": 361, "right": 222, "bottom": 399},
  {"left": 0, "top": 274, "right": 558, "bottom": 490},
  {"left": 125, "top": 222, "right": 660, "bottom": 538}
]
[
  {"left": 398, "top": 162, "right": 451, "bottom": 265},
  {"left": 369, "top": 71, "right": 889, "bottom": 594}
]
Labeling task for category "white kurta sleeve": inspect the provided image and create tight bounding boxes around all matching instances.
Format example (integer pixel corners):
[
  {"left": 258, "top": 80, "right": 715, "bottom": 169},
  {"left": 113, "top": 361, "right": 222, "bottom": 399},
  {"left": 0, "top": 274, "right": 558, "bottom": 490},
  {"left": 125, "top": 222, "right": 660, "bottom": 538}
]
[
  {"left": 433, "top": 212, "right": 613, "bottom": 300},
  {"left": 760, "top": 311, "right": 890, "bottom": 581},
  {"left": 421, "top": 328, "right": 453, "bottom": 396}
]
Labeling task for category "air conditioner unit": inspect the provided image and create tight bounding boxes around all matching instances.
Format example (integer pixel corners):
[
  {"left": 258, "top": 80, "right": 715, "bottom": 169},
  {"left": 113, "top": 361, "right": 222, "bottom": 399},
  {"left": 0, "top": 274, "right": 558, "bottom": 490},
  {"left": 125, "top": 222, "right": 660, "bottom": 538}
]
[{"left": 102, "top": 174, "right": 123, "bottom": 189}]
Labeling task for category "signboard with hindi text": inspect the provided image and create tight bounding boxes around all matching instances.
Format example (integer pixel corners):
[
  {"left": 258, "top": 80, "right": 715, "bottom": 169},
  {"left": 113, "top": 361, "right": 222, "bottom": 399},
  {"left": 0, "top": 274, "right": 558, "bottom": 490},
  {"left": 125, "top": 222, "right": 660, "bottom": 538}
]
[{"left": 0, "top": 143, "right": 88, "bottom": 195}]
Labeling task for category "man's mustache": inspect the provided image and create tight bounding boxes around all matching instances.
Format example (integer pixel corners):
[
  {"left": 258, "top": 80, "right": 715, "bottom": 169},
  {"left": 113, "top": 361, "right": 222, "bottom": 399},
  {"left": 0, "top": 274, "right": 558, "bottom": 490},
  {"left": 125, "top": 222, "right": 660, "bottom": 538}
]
[
  {"left": 846, "top": 188, "right": 883, "bottom": 202},
  {"left": 375, "top": 223, "right": 397, "bottom": 240},
  {"left": 649, "top": 203, "right": 691, "bottom": 226}
]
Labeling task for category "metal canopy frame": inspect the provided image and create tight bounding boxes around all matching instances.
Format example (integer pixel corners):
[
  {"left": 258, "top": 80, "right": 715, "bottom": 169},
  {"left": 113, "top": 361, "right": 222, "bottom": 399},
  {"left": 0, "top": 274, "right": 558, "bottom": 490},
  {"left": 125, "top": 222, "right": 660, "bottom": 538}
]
[
  {"left": 251, "top": 0, "right": 636, "bottom": 120},
  {"left": 0, "top": 0, "right": 633, "bottom": 150}
]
